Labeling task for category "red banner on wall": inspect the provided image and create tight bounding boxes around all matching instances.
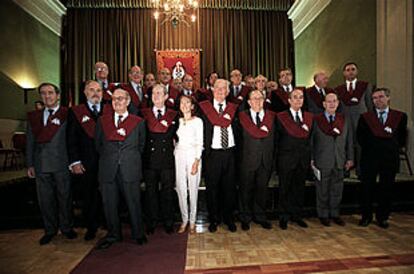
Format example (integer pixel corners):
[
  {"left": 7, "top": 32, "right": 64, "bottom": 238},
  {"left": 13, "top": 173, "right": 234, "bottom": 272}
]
[{"left": 156, "top": 50, "right": 201, "bottom": 90}]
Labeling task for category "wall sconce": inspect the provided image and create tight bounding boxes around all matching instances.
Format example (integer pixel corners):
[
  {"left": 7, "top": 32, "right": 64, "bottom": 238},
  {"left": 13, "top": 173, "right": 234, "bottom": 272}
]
[{"left": 22, "top": 87, "right": 36, "bottom": 104}]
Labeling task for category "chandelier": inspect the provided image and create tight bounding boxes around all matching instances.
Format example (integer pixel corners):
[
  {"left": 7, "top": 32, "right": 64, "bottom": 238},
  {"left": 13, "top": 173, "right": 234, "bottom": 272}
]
[{"left": 152, "top": 0, "right": 199, "bottom": 28}]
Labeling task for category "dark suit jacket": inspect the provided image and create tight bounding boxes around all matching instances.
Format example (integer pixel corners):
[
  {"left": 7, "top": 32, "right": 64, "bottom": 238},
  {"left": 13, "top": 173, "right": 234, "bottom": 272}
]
[{"left": 95, "top": 114, "right": 146, "bottom": 183}]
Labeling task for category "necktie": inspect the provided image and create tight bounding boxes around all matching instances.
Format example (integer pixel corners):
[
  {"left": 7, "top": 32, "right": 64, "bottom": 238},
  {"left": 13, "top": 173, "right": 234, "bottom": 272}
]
[
  {"left": 234, "top": 86, "right": 239, "bottom": 97},
  {"left": 256, "top": 112, "right": 261, "bottom": 128},
  {"left": 46, "top": 109, "right": 54, "bottom": 125},
  {"left": 379, "top": 111, "right": 385, "bottom": 124},
  {"left": 103, "top": 82, "right": 108, "bottom": 90},
  {"left": 218, "top": 103, "right": 228, "bottom": 148},
  {"left": 136, "top": 85, "right": 143, "bottom": 101},
  {"left": 329, "top": 115, "right": 334, "bottom": 124},
  {"left": 92, "top": 104, "right": 98, "bottom": 117},
  {"left": 286, "top": 86, "right": 291, "bottom": 92},
  {"left": 295, "top": 111, "right": 301, "bottom": 125},
  {"left": 348, "top": 83, "right": 353, "bottom": 94},
  {"left": 320, "top": 88, "right": 325, "bottom": 96},
  {"left": 157, "top": 109, "right": 162, "bottom": 120},
  {"left": 117, "top": 115, "right": 123, "bottom": 128}
]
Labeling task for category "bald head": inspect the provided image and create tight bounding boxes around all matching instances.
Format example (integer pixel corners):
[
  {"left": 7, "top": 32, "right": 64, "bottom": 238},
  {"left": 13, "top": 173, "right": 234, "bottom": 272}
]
[{"left": 313, "top": 71, "right": 329, "bottom": 88}]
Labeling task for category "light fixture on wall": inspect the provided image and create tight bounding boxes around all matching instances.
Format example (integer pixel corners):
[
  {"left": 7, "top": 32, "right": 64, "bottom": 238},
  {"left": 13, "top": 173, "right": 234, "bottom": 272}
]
[
  {"left": 152, "top": 0, "right": 198, "bottom": 28},
  {"left": 16, "top": 76, "right": 36, "bottom": 104}
]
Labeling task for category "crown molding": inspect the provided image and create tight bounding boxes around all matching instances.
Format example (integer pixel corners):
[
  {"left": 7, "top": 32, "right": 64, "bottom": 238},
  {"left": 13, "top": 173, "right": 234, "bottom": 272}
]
[
  {"left": 288, "top": 0, "right": 331, "bottom": 40},
  {"left": 12, "top": 0, "right": 66, "bottom": 37}
]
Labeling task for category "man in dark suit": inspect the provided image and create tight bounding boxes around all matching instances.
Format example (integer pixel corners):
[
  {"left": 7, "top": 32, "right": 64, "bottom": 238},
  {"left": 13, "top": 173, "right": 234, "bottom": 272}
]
[
  {"left": 26, "top": 83, "right": 77, "bottom": 245},
  {"left": 227, "top": 69, "right": 251, "bottom": 110},
  {"left": 335, "top": 62, "right": 373, "bottom": 176},
  {"left": 199, "top": 79, "right": 239, "bottom": 233},
  {"left": 141, "top": 84, "right": 178, "bottom": 234},
  {"left": 276, "top": 88, "right": 313, "bottom": 230},
  {"left": 118, "top": 66, "right": 148, "bottom": 111},
  {"left": 95, "top": 88, "right": 147, "bottom": 249},
  {"left": 197, "top": 71, "right": 218, "bottom": 102},
  {"left": 238, "top": 90, "right": 275, "bottom": 230},
  {"left": 357, "top": 88, "right": 407, "bottom": 229},
  {"left": 311, "top": 93, "right": 354, "bottom": 226},
  {"left": 67, "top": 80, "right": 104, "bottom": 240},
  {"left": 306, "top": 72, "right": 336, "bottom": 114},
  {"left": 270, "top": 68, "right": 304, "bottom": 112},
  {"left": 146, "top": 68, "right": 180, "bottom": 109}
]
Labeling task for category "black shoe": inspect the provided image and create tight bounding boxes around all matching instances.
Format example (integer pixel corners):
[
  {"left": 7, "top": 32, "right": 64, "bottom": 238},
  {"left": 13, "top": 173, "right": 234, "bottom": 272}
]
[
  {"left": 241, "top": 222, "right": 250, "bottom": 231},
  {"left": 279, "top": 220, "right": 288, "bottom": 230},
  {"left": 319, "top": 218, "right": 330, "bottom": 227},
  {"left": 39, "top": 234, "right": 55, "bottom": 245},
  {"left": 227, "top": 223, "right": 237, "bottom": 232},
  {"left": 294, "top": 219, "right": 308, "bottom": 228},
  {"left": 165, "top": 225, "right": 174, "bottom": 234},
  {"left": 96, "top": 238, "right": 117, "bottom": 250},
  {"left": 208, "top": 223, "right": 217, "bottom": 233},
  {"left": 63, "top": 229, "right": 78, "bottom": 239},
  {"left": 257, "top": 221, "right": 272, "bottom": 229},
  {"left": 146, "top": 226, "right": 155, "bottom": 235},
  {"left": 377, "top": 220, "right": 389, "bottom": 229},
  {"left": 136, "top": 236, "right": 148, "bottom": 245},
  {"left": 84, "top": 230, "right": 97, "bottom": 241},
  {"left": 332, "top": 217, "right": 345, "bottom": 226},
  {"left": 358, "top": 218, "right": 372, "bottom": 227}
]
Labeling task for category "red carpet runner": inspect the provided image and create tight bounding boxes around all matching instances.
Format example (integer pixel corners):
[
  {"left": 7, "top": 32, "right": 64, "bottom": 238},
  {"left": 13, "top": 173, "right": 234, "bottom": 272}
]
[{"left": 71, "top": 228, "right": 188, "bottom": 274}]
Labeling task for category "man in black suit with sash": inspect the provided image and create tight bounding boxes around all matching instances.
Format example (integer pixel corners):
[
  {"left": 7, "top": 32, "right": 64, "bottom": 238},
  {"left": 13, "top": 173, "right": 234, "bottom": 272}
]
[
  {"left": 199, "top": 79, "right": 239, "bottom": 233},
  {"left": 95, "top": 88, "right": 147, "bottom": 249},
  {"left": 276, "top": 88, "right": 313, "bottom": 230},
  {"left": 227, "top": 69, "right": 251, "bottom": 110},
  {"left": 270, "top": 68, "right": 304, "bottom": 112},
  {"left": 26, "top": 83, "right": 77, "bottom": 245},
  {"left": 238, "top": 90, "right": 275, "bottom": 230},
  {"left": 141, "top": 84, "right": 178, "bottom": 234},
  {"left": 357, "top": 88, "right": 407, "bottom": 229},
  {"left": 67, "top": 80, "right": 104, "bottom": 241}
]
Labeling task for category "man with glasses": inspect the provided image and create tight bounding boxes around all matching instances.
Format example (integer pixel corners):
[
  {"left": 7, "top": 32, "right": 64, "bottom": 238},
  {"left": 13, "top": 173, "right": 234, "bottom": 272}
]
[{"left": 119, "top": 65, "right": 147, "bottom": 112}]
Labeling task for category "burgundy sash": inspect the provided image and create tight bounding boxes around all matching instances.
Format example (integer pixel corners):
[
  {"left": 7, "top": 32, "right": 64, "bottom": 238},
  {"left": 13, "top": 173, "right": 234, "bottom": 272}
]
[
  {"left": 230, "top": 85, "right": 251, "bottom": 104},
  {"left": 102, "top": 84, "right": 113, "bottom": 102},
  {"left": 100, "top": 114, "right": 143, "bottom": 141},
  {"left": 239, "top": 110, "right": 275, "bottom": 139},
  {"left": 362, "top": 109, "right": 403, "bottom": 138},
  {"left": 120, "top": 82, "right": 143, "bottom": 107},
  {"left": 141, "top": 108, "right": 177, "bottom": 133},
  {"left": 72, "top": 104, "right": 96, "bottom": 139},
  {"left": 306, "top": 86, "right": 335, "bottom": 109},
  {"left": 199, "top": 100, "right": 238, "bottom": 128},
  {"left": 273, "top": 88, "right": 289, "bottom": 106},
  {"left": 27, "top": 107, "right": 68, "bottom": 144},
  {"left": 335, "top": 81, "right": 368, "bottom": 106},
  {"left": 197, "top": 88, "right": 213, "bottom": 101},
  {"left": 277, "top": 111, "right": 313, "bottom": 139},
  {"left": 165, "top": 86, "right": 180, "bottom": 108},
  {"left": 314, "top": 112, "right": 345, "bottom": 137}
]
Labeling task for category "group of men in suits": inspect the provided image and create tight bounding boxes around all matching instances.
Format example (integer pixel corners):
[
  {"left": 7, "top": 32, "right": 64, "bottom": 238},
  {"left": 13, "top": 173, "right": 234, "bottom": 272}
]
[{"left": 26, "top": 61, "right": 408, "bottom": 249}]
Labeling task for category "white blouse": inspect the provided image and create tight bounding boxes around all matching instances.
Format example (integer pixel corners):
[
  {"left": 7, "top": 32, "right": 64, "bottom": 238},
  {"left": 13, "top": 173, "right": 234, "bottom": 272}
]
[{"left": 175, "top": 117, "right": 204, "bottom": 159}]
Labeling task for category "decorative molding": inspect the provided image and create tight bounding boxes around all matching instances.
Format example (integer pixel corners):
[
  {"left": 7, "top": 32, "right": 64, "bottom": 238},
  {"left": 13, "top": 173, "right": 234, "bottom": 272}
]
[
  {"left": 288, "top": 0, "right": 331, "bottom": 40},
  {"left": 12, "top": 0, "right": 66, "bottom": 37}
]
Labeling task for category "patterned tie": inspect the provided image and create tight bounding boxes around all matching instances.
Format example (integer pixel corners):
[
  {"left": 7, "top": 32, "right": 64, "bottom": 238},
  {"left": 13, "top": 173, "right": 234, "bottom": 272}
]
[
  {"left": 256, "top": 112, "right": 261, "bottom": 128},
  {"left": 117, "top": 115, "right": 123, "bottom": 128},
  {"left": 218, "top": 103, "right": 228, "bottom": 148},
  {"left": 157, "top": 109, "right": 162, "bottom": 120},
  {"left": 379, "top": 111, "right": 385, "bottom": 124}
]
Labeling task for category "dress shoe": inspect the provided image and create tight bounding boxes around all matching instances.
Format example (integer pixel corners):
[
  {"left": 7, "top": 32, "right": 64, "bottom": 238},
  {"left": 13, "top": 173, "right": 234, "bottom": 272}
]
[
  {"left": 189, "top": 224, "right": 196, "bottom": 234},
  {"left": 279, "top": 220, "right": 288, "bottom": 230},
  {"left": 208, "top": 223, "right": 217, "bottom": 233},
  {"left": 84, "top": 230, "right": 97, "bottom": 241},
  {"left": 63, "top": 229, "right": 78, "bottom": 239},
  {"left": 257, "top": 221, "right": 272, "bottom": 229},
  {"left": 227, "top": 223, "right": 237, "bottom": 232},
  {"left": 177, "top": 223, "right": 187, "bottom": 234},
  {"left": 319, "top": 218, "right": 330, "bottom": 227},
  {"left": 294, "top": 219, "right": 308, "bottom": 228},
  {"left": 332, "top": 217, "right": 345, "bottom": 226},
  {"left": 96, "top": 239, "right": 117, "bottom": 250},
  {"left": 39, "top": 234, "right": 55, "bottom": 245},
  {"left": 146, "top": 226, "right": 155, "bottom": 235},
  {"left": 241, "top": 222, "right": 250, "bottom": 231},
  {"left": 377, "top": 220, "right": 389, "bottom": 229},
  {"left": 358, "top": 218, "right": 372, "bottom": 227},
  {"left": 165, "top": 225, "right": 174, "bottom": 234},
  {"left": 136, "top": 236, "right": 148, "bottom": 245}
]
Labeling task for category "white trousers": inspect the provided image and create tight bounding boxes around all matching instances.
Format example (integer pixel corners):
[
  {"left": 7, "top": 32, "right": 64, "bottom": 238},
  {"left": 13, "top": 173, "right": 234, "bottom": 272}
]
[{"left": 174, "top": 149, "right": 201, "bottom": 224}]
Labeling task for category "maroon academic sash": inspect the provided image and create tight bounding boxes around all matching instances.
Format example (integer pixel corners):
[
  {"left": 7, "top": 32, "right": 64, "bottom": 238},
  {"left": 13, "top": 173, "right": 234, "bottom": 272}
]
[
  {"left": 100, "top": 114, "right": 143, "bottom": 141},
  {"left": 335, "top": 81, "right": 368, "bottom": 106},
  {"left": 306, "top": 86, "right": 335, "bottom": 109},
  {"left": 273, "top": 88, "right": 289, "bottom": 106},
  {"left": 196, "top": 88, "right": 213, "bottom": 101},
  {"left": 165, "top": 86, "right": 180, "bottom": 108},
  {"left": 362, "top": 109, "right": 403, "bottom": 138},
  {"left": 199, "top": 100, "right": 238, "bottom": 128},
  {"left": 72, "top": 104, "right": 96, "bottom": 139},
  {"left": 141, "top": 108, "right": 177, "bottom": 133},
  {"left": 27, "top": 107, "right": 68, "bottom": 144},
  {"left": 119, "top": 82, "right": 143, "bottom": 107},
  {"left": 230, "top": 85, "right": 251, "bottom": 105},
  {"left": 277, "top": 110, "right": 313, "bottom": 139},
  {"left": 239, "top": 110, "right": 275, "bottom": 139},
  {"left": 314, "top": 112, "right": 345, "bottom": 137}
]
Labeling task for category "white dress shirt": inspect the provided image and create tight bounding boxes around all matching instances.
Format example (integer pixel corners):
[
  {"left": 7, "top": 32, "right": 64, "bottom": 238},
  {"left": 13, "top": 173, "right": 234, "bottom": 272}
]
[
  {"left": 114, "top": 111, "right": 128, "bottom": 127},
  {"left": 152, "top": 106, "right": 166, "bottom": 118},
  {"left": 314, "top": 84, "right": 326, "bottom": 96},
  {"left": 283, "top": 84, "right": 293, "bottom": 92},
  {"left": 87, "top": 100, "right": 101, "bottom": 113},
  {"left": 249, "top": 109, "right": 265, "bottom": 125},
  {"left": 376, "top": 107, "right": 389, "bottom": 124},
  {"left": 131, "top": 81, "right": 143, "bottom": 100},
  {"left": 346, "top": 78, "right": 357, "bottom": 91},
  {"left": 289, "top": 108, "right": 303, "bottom": 123},
  {"left": 211, "top": 99, "right": 235, "bottom": 149},
  {"left": 43, "top": 105, "right": 60, "bottom": 126}
]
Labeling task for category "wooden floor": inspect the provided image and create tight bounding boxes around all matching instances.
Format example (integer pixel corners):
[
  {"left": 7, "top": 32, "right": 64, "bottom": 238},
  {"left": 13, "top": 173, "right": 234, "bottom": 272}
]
[{"left": 1, "top": 213, "right": 414, "bottom": 273}]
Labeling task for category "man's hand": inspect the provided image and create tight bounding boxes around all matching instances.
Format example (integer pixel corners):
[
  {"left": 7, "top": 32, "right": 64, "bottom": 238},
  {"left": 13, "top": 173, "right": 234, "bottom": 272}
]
[
  {"left": 71, "top": 163, "right": 86, "bottom": 175},
  {"left": 27, "top": 167, "right": 36, "bottom": 178}
]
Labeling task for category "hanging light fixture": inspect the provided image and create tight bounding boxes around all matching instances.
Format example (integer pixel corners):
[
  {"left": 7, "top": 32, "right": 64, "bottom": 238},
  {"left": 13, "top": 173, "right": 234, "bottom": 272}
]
[{"left": 152, "top": 0, "right": 198, "bottom": 28}]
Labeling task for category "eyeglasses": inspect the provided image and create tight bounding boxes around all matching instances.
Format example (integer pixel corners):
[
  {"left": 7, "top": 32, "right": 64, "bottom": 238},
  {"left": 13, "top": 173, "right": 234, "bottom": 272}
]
[
  {"left": 112, "top": 96, "right": 127, "bottom": 102},
  {"left": 130, "top": 71, "right": 143, "bottom": 76},
  {"left": 96, "top": 67, "right": 108, "bottom": 72}
]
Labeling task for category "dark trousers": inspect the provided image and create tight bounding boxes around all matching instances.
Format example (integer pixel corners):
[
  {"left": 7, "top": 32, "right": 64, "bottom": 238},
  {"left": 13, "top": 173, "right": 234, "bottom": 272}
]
[
  {"left": 36, "top": 171, "right": 73, "bottom": 235},
  {"left": 361, "top": 168, "right": 396, "bottom": 221},
  {"left": 101, "top": 169, "right": 145, "bottom": 241},
  {"left": 144, "top": 168, "right": 175, "bottom": 227},
  {"left": 316, "top": 168, "right": 344, "bottom": 218},
  {"left": 239, "top": 163, "right": 271, "bottom": 224},
  {"left": 278, "top": 162, "right": 307, "bottom": 221},
  {"left": 205, "top": 149, "right": 236, "bottom": 224},
  {"left": 80, "top": 170, "right": 102, "bottom": 232}
]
